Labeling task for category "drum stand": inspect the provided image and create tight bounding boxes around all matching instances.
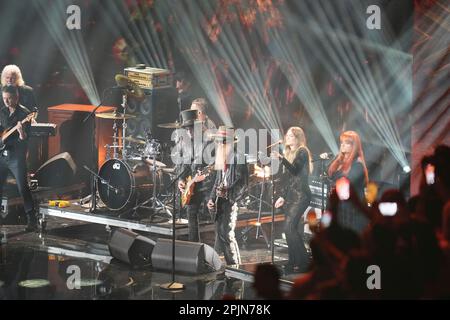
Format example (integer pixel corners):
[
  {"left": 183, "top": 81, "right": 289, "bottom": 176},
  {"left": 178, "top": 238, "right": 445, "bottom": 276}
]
[
  {"left": 121, "top": 94, "right": 128, "bottom": 159},
  {"left": 122, "top": 152, "right": 172, "bottom": 220}
]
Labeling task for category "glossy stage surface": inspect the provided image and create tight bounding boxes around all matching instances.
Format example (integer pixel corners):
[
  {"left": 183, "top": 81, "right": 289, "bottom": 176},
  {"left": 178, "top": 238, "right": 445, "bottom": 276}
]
[{"left": 0, "top": 217, "right": 301, "bottom": 300}]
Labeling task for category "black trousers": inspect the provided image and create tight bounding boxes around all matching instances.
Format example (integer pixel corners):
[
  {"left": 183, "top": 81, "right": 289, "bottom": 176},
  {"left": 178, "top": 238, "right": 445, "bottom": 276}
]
[
  {"left": 0, "top": 154, "right": 34, "bottom": 215},
  {"left": 186, "top": 188, "right": 211, "bottom": 242},
  {"left": 284, "top": 194, "right": 311, "bottom": 269},
  {"left": 186, "top": 200, "right": 202, "bottom": 242},
  {"left": 214, "top": 198, "right": 241, "bottom": 265}
]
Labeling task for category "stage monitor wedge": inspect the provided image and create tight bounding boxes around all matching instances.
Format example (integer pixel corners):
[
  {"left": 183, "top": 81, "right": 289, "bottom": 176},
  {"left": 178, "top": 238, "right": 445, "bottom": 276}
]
[{"left": 151, "top": 238, "right": 224, "bottom": 275}]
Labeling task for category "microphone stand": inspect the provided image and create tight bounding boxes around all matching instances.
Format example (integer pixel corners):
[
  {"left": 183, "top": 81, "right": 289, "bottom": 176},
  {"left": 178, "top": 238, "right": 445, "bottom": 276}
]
[
  {"left": 160, "top": 166, "right": 188, "bottom": 291},
  {"left": 312, "top": 155, "right": 332, "bottom": 214},
  {"left": 321, "top": 159, "right": 327, "bottom": 214},
  {"left": 83, "top": 103, "right": 104, "bottom": 213},
  {"left": 257, "top": 151, "right": 277, "bottom": 262},
  {"left": 81, "top": 87, "right": 119, "bottom": 212},
  {"left": 270, "top": 165, "right": 275, "bottom": 263}
]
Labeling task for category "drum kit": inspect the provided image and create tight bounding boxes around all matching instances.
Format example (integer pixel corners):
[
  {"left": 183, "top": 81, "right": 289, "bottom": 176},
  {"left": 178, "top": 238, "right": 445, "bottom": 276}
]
[{"left": 90, "top": 85, "right": 184, "bottom": 218}]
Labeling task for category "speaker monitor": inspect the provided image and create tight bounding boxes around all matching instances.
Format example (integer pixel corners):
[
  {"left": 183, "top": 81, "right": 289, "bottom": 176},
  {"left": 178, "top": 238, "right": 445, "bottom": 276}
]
[
  {"left": 108, "top": 228, "right": 156, "bottom": 267},
  {"left": 151, "top": 238, "right": 224, "bottom": 275},
  {"left": 34, "top": 152, "right": 77, "bottom": 187}
]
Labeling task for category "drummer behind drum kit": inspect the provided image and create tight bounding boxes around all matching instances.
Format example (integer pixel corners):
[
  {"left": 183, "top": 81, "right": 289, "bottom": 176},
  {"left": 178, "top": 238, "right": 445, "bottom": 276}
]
[{"left": 87, "top": 75, "right": 182, "bottom": 219}]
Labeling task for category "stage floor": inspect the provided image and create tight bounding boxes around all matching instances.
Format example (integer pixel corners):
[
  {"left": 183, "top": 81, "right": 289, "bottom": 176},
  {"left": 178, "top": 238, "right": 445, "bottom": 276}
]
[{"left": 0, "top": 212, "right": 303, "bottom": 300}]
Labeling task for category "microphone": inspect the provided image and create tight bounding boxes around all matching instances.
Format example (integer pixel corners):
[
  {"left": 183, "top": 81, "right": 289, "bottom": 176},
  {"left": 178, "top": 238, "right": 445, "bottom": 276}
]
[
  {"left": 266, "top": 140, "right": 283, "bottom": 149},
  {"left": 319, "top": 152, "right": 334, "bottom": 160}
]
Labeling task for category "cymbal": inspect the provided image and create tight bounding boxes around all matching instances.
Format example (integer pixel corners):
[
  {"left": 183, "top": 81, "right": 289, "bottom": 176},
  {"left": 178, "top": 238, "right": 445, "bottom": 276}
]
[
  {"left": 104, "top": 145, "right": 122, "bottom": 148},
  {"left": 112, "top": 136, "right": 146, "bottom": 145},
  {"left": 115, "top": 74, "right": 145, "bottom": 100},
  {"left": 96, "top": 112, "right": 136, "bottom": 120},
  {"left": 157, "top": 121, "right": 182, "bottom": 129},
  {"left": 126, "top": 136, "right": 146, "bottom": 145},
  {"left": 143, "top": 158, "right": 167, "bottom": 168},
  {"left": 162, "top": 167, "right": 176, "bottom": 174}
]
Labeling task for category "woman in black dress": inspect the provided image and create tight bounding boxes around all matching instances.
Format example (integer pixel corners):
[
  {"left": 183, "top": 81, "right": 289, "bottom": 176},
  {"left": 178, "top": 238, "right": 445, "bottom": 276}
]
[
  {"left": 272, "top": 127, "right": 312, "bottom": 273},
  {"left": 328, "top": 130, "right": 369, "bottom": 234}
]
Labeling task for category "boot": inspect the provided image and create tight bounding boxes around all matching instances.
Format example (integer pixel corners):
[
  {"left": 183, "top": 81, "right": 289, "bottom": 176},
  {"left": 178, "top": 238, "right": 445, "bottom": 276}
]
[{"left": 25, "top": 212, "right": 38, "bottom": 232}]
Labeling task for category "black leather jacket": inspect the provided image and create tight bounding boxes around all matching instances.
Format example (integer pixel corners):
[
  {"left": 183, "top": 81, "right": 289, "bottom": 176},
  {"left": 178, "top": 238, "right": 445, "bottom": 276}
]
[
  {"left": 210, "top": 153, "right": 248, "bottom": 203},
  {"left": 276, "top": 148, "right": 312, "bottom": 202}
]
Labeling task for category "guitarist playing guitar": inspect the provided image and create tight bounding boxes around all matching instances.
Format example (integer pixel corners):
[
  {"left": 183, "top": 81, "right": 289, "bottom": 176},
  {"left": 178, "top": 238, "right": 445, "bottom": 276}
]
[
  {"left": 176, "top": 109, "right": 215, "bottom": 242},
  {"left": 0, "top": 85, "right": 37, "bottom": 231},
  {"left": 207, "top": 126, "right": 248, "bottom": 266}
]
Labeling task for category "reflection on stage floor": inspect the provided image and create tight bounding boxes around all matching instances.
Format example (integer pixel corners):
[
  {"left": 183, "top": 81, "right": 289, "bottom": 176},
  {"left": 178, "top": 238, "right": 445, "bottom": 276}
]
[{"left": 0, "top": 215, "right": 305, "bottom": 300}]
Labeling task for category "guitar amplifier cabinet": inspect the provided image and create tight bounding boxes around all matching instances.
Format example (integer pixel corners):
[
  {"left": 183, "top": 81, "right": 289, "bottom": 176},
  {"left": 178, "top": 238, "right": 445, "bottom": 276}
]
[{"left": 47, "top": 104, "right": 115, "bottom": 169}]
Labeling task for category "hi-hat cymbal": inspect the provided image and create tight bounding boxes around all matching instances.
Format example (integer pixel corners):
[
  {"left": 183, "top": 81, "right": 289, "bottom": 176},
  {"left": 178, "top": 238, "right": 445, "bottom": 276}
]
[
  {"left": 157, "top": 121, "right": 182, "bottom": 129},
  {"left": 144, "top": 158, "right": 167, "bottom": 168},
  {"left": 162, "top": 167, "right": 176, "bottom": 175},
  {"left": 104, "top": 145, "right": 122, "bottom": 148},
  {"left": 125, "top": 136, "right": 146, "bottom": 144},
  {"left": 96, "top": 112, "right": 136, "bottom": 120},
  {"left": 111, "top": 136, "right": 146, "bottom": 145}
]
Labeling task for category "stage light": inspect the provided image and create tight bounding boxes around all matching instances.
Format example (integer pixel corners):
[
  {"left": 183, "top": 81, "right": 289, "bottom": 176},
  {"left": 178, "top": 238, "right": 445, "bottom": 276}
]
[
  {"left": 403, "top": 165, "right": 411, "bottom": 173},
  {"left": 155, "top": 0, "right": 233, "bottom": 127},
  {"left": 281, "top": 0, "right": 412, "bottom": 171},
  {"left": 99, "top": 0, "right": 170, "bottom": 69},
  {"left": 155, "top": 0, "right": 282, "bottom": 132},
  {"left": 34, "top": 0, "right": 100, "bottom": 106}
]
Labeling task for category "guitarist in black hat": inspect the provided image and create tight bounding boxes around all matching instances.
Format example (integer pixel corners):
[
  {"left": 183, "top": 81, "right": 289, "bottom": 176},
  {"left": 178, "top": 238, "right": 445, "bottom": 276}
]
[
  {"left": 0, "top": 85, "right": 36, "bottom": 231},
  {"left": 176, "top": 109, "right": 215, "bottom": 242}
]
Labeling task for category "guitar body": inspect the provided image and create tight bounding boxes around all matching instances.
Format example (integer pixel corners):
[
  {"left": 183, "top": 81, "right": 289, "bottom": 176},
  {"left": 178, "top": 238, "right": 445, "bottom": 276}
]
[
  {"left": 180, "top": 165, "right": 213, "bottom": 208},
  {"left": 181, "top": 176, "right": 196, "bottom": 207},
  {"left": 0, "top": 134, "right": 6, "bottom": 151},
  {"left": 0, "top": 112, "right": 36, "bottom": 151}
]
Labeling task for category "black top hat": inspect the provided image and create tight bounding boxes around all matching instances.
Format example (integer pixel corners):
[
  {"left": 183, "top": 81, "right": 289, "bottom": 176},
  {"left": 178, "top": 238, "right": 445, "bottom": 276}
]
[{"left": 180, "top": 109, "right": 198, "bottom": 127}]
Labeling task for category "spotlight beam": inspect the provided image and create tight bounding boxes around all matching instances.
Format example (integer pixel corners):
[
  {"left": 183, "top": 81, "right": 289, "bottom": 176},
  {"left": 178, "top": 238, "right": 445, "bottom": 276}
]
[{"left": 35, "top": 0, "right": 100, "bottom": 106}]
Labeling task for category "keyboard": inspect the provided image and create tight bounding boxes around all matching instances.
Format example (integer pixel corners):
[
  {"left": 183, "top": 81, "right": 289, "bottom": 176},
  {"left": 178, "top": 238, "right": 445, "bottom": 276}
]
[{"left": 30, "top": 123, "right": 57, "bottom": 136}]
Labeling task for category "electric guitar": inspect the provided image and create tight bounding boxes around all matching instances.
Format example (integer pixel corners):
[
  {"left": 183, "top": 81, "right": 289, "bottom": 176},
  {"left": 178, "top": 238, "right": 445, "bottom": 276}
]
[
  {"left": 181, "top": 164, "right": 214, "bottom": 207},
  {"left": 0, "top": 112, "right": 36, "bottom": 150},
  {"left": 209, "top": 181, "right": 228, "bottom": 217}
]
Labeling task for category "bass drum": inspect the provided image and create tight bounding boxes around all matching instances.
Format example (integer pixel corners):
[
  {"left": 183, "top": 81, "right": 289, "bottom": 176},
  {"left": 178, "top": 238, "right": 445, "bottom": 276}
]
[{"left": 97, "top": 159, "right": 159, "bottom": 211}]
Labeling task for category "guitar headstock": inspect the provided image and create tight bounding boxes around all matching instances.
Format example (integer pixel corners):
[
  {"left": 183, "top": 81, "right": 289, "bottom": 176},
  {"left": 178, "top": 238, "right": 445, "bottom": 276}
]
[
  {"left": 25, "top": 112, "right": 37, "bottom": 122},
  {"left": 206, "top": 164, "right": 215, "bottom": 174}
]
